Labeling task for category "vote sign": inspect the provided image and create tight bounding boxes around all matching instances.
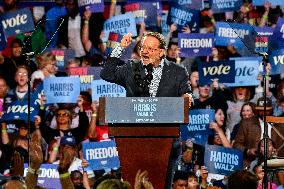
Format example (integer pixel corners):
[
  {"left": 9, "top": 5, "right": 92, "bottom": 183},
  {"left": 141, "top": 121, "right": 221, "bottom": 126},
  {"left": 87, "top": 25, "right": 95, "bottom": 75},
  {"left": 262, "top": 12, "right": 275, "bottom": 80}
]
[
  {"left": 198, "top": 60, "right": 235, "bottom": 86},
  {"left": 83, "top": 141, "right": 120, "bottom": 170},
  {"left": 0, "top": 8, "right": 35, "bottom": 37},
  {"left": 269, "top": 49, "right": 284, "bottom": 75},
  {"left": 24, "top": 164, "right": 61, "bottom": 189},
  {"left": 178, "top": 33, "right": 214, "bottom": 57},
  {"left": 210, "top": 0, "right": 243, "bottom": 13},
  {"left": 215, "top": 22, "right": 254, "bottom": 48},
  {"left": 204, "top": 145, "right": 243, "bottom": 176},
  {"left": 224, "top": 57, "right": 260, "bottom": 87},
  {"left": 91, "top": 79, "right": 126, "bottom": 101},
  {"left": 44, "top": 77, "right": 81, "bottom": 104}
]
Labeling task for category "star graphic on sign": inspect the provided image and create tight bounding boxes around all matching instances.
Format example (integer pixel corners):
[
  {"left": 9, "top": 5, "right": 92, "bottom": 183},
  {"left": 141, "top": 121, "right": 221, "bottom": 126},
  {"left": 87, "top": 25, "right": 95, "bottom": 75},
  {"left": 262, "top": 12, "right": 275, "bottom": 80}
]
[{"left": 15, "top": 29, "right": 21, "bottom": 34}]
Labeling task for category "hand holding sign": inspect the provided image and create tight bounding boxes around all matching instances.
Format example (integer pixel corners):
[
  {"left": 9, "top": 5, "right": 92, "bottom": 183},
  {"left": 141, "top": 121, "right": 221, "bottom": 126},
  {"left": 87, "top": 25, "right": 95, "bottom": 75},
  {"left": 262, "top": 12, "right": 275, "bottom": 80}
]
[
  {"left": 121, "top": 33, "right": 133, "bottom": 48},
  {"left": 83, "top": 9, "right": 92, "bottom": 21}
]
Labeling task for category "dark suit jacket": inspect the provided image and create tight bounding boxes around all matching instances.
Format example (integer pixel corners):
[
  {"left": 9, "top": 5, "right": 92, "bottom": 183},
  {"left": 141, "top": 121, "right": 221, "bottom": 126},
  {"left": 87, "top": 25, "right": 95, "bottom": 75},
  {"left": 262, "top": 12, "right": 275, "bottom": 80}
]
[{"left": 100, "top": 57, "right": 191, "bottom": 97}]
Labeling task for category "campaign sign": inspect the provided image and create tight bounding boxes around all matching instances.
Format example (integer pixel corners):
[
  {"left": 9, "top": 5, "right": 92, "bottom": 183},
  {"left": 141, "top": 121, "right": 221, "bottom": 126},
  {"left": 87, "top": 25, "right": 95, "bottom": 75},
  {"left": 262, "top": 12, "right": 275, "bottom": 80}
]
[
  {"left": 78, "top": 0, "right": 104, "bottom": 13},
  {"left": 0, "top": 8, "right": 35, "bottom": 37},
  {"left": 69, "top": 66, "right": 102, "bottom": 91},
  {"left": 91, "top": 79, "right": 126, "bottom": 101},
  {"left": 140, "top": 2, "right": 158, "bottom": 26},
  {"left": 124, "top": 2, "right": 144, "bottom": 24},
  {"left": 198, "top": 60, "right": 235, "bottom": 86},
  {"left": 204, "top": 145, "right": 243, "bottom": 176},
  {"left": 272, "top": 18, "right": 284, "bottom": 49},
  {"left": 254, "top": 26, "right": 274, "bottom": 53},
  {"left": 167, "top": 4, "right": 200, "bottom": 33},
  {"left": 269, "top": 49, "right": 284, "bottom": 75},
  {"left": 178, "top": 33, "right": 214, "bottom": 57},
  {"left": 105, "top": 32, "right": 123, "bottom": 56},
  {"left": 253, "top": 0, "right": 284, "bottom": 6},
  {"left": 83, "top": 141, "right": 120, "bottom": 171},
  {"left": 44, "top": 77, "right": 80, "bottom": 104},
  {"left": 180, "top": 109, "right": 215, "bottom": 145},
  {"left": 48, "top": 48, "right": 75, "bottom": 71},
  {"left": 103, "top": 13, "right": 137, "bottom": 42},
  {"left": 215, "top": 22, "right": 254, "bottom": 48},
  {"left": 224, "top": 57, "right": 260, "bottom": 87},
  {"left": 210, "top": 0, "right": 242, "bottom": 13},
  {"left": 24, "top": 164, "right": 61, "bottom": 189},
  {"left": 161, "top": 11, "right": 170, "bottom": 36},
  {"left": 174, "top": 0, "right": 204, "bottom": 10}
]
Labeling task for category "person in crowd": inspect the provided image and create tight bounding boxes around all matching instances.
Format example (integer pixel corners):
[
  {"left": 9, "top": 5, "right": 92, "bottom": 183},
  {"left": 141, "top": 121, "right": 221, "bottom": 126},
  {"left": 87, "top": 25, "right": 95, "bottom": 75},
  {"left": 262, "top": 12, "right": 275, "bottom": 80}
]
[
  {"left": 227, "top": 170, "right": 258, "bottom": 189},
  {"left": 189, "top": 70, "right": 199, "bottom": 99},
  {"left": 253, "top": 163, "right": 277, "bottom": 189},
  {"left": 31, "top": 51, "right": 57, "bottom": 89},
  {"left": 100, "top": 32, "right": 193, "bottom": 101},
  {"left": 0, "top": 52, "right": 17, "bottom": 89},
  {"left": 0, "top": 77, "right": 8, "bottom": 117},
  {"left": 172, "top": 170, "right": 188, "bottom": 189},
  {"left": 187, "top": 172, "right": 199, "bottom": 189}
]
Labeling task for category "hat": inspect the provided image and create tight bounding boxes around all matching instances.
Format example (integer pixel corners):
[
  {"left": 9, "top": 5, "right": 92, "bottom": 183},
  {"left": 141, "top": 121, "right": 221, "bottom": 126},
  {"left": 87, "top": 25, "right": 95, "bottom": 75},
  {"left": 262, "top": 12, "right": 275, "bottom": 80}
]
[
  {"left": 255, "top": 97, "right": 273, "bottom": 111},
  {"left": 60, "top": 134, "right": 76, "bottom": 146}
]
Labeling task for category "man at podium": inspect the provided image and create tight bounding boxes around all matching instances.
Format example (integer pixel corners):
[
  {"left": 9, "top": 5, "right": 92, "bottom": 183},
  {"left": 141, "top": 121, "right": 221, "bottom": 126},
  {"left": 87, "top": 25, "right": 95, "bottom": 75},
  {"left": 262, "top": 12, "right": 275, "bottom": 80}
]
[{"left": 100, "top": 32, "right": 193, "bottom": 101}]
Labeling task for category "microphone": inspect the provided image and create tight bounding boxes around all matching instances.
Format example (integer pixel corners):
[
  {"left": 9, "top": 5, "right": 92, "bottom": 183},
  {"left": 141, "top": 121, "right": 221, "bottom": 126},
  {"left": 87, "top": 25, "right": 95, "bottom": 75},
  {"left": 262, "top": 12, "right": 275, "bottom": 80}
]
[{"left": 23, "top": 52, "right": 35, "bottom": 56}]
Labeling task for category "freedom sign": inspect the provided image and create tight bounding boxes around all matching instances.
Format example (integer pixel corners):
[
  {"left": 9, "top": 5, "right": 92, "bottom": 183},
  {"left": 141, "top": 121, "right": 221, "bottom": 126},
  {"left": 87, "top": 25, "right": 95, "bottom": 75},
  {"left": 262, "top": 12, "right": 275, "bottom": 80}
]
[
  {"left": 269, "top": 49, "right": 284, "bottom": 75},
  {"left": 223, "top": 57, "right": 260, "bottom": 87},
  {"left": 103, "top": 13, "right": 137, "bottom": 42},
  {"left": 210, "top": 0, "right": 243, "bottom": 13},
  {"left": 44, "top": 77, "right": 80, "bottom": 104},
  {"left": 0, "top": 8, "right": 35, "bottom": 37},
  {"left": 253, "top": 0, "right": 284, "bottom": 6},
  {"left": 83, "top": 141, "right": 120, "bottom": 171},
  {"left": 180, "top": 109, "right": 215, "bottom": 145},
  {"left": 91, "top": 79, "right": 126, "bottom": 101},
  {"left": 78, "top": 0, "right": 104, "bottom": 13},
  {"left": 204, "top": 145, "right": 243, "bottom": 176},
  {"left": 178, "top": 33, "right": 214, "bottom": 57},
  {"left": 215, "top": 22, "right": 254, "bottom": 48},
  {"left": 198, "top": 60, "right": 235, "bottom": 86},
  {"left": 69, "top": 66, "right": 102, "bottom": 91},
  {"left": 167, "top": 4, "right": 199, "bottom": 33},
  {"left": 24, "top": 164, "right": 61, "bottom": 189}
]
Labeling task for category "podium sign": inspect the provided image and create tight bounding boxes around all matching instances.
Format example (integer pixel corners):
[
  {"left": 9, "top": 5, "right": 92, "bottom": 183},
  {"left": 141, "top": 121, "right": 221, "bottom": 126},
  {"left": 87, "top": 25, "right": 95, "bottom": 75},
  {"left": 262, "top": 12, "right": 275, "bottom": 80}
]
[{"left": 99, "top": 97, "right": 188, "bottom": 124}]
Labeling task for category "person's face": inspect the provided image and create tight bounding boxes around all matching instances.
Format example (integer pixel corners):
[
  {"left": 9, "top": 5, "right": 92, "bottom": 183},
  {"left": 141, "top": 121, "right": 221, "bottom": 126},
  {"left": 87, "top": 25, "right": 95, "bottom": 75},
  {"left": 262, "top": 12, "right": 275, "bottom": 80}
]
[
  {"left": 260, "top": 140, "right": 275, "bottom": 157},
  {"left": 215, "top": 109, "right": 225, "bottom": 126},
  {"left": 234, "top": 87, "right": 247, "bottom": 101},
  {"left": 45, "top": 60, "right": 57, "bottom": 74},
  {"left": 0, "top": 79, "right": 8, "bottom": 98},
  {"left": 167, "top": 44, "right": 179, "bottom": 59},
  {"left": 172, "top": 179, "right": 188, "bottom": 189},
  {"left": 188, "top": 177, "right": 198, "bottom": 189},
  {"left": 140, "top": 36, "right": 165, "bottom": 66},
  {"left": 182, "top": 148, "right": 193, "bottom": 163},
  {"left": 190, "top": 71, "right": 199, "bottom": 88},
  {"left": 56, "top": 110, "right": 71, "bottom": 125},
  {"left": 4, "top": 0, "right": 17, "bottom": 11},
  {"left": 198, "top": 85, "right": 210, "bottom": 99},
  {"left": 71, "top": 172, "right": 83, "bottom": 186},
  {"left": 19, "top": 127, "right": 28, "bottom": 137},
  {"left": 213, "top": 133, "right": 222, "bottom": 145},
  {"left": 241, "top": 105, "right": 254, "bottom": 119},
  {"left": 15, "top": 68, "right": 28, "bottom": 87},
  {"left": 255, "top": 165, "right": 264, "bottom": 180},
  {"left": 11, "top": 43, "right": 22, "bottom": 57}
]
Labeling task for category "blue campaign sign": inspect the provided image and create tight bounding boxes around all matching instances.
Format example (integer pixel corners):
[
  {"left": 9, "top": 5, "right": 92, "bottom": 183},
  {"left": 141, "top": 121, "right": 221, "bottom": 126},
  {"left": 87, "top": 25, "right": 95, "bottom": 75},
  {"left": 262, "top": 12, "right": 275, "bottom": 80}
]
[
  {"left": 269, "top": 49, "right": 284, "bottom": 75},
  {"left": 198, "top": 60, "right": 235, "bottom": 86},
  {"left": 204, "top": 144, "right": 243, "bottom": 176},
  {"left": 0, "top": 8, "right": 35, "bottom": 37},
  {"left": 178, "top": 33, "right": 214, "bottom": 57},
  {"left": 103, "top": 13, "right": 137, "bottom": 42},
  {"left": 83, "top": 141, "right": 120, "bottom": 171},
  {"left": 215, "top": 22, "right": 254, "bottom": 48},
  {"left": 254, "top": 26, "right": 274, "bottom": 53},
  {"left": 91, "top": 79, "right": 126, "bottom": 101},
  {"left": 140, "top": 2, "right": 158, "bottom": 26},
  {"left": 161, "top": 11, "right": 170, "bottom": 36},
  {"left": 174, "top": 0, "right": 204, "bottom": 10},
  {"left": 180, "top": 109, "right": 215, "bottom": 145},
  {"left": 224, "top": 57, "right": 260, "bottom": 87},
  {"left": 24, "top": 164, "right": 61, "bottom": 189},
  {"left": 44, "top": 77, "right": 80, "bottom": 104},
  {"left": 210, "top": 0, "right": 243, "bottom": 13},
  {"left": 271, "top": 18, "right": 284, "bottom": 49},
  {"left": 167, "top": 4, "right": 200, "bottom": 33},
  {"left": 253, "top": 0, "right": 284, "bottom": 6},
  {"left": 78, "top": 0, "right": 104, "bottom": 13}
]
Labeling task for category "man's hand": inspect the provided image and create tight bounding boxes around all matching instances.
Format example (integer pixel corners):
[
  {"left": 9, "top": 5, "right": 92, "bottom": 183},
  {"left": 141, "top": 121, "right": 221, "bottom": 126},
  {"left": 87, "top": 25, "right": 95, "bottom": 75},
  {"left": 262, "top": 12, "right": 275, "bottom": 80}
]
[
  {"left": 183, "top": 93, "right": 193, "bottom": 109},
  {"left": 121, "top": 33, "right": 132, "bottom": 48}
]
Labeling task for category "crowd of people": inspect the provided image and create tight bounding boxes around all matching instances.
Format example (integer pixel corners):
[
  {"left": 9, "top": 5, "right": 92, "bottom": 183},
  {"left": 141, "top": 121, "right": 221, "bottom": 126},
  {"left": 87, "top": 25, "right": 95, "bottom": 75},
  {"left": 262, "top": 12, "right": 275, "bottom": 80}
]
[{"left": 1, "top": 0, "right": 284, "bottom": 188}]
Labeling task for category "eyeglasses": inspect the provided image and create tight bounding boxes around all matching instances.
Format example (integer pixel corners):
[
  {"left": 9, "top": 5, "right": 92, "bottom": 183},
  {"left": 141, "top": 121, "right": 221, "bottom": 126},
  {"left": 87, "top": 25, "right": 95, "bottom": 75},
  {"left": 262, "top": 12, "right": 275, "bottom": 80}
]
[
  {"left": 16, "top": 72, "right": 28, "bottom": 76},
  {"left": 56, "top": 113, "right": 70, "bottom": 117},
  {"left": 140, "top": 46, "right": 159, "bottom": 53}
]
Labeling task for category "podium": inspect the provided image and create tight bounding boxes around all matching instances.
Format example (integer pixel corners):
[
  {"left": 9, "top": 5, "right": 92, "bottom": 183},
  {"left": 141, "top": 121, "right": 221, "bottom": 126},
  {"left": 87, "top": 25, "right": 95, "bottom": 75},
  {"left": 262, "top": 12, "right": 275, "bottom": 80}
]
[{"left": 99, "top": 97, "right": 189, "bottom": 189}]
